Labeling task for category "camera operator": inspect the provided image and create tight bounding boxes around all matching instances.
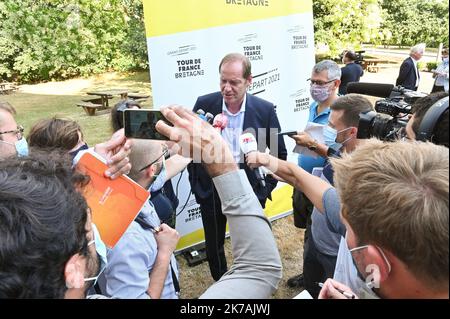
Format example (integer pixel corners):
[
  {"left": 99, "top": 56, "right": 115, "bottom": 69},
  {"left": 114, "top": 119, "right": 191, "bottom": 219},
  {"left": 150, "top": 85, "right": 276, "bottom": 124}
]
[
  {"left": 405, "top": 92, "right": 449, "bottom": 147},
  {"left": 339, "top": 51, "right": 364, "bottom": 95}
]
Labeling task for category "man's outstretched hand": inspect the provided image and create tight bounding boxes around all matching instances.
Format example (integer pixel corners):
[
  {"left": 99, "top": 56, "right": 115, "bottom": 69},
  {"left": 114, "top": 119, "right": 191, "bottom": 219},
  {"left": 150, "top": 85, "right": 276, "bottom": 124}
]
[{"left": 156, "top": 105, "right": 237, "bottom": 177}]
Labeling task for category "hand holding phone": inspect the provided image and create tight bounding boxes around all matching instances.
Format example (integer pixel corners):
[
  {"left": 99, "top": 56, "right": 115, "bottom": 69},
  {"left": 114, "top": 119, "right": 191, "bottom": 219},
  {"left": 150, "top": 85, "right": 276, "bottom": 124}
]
[{"left": 123, "top": 109, "right": 171, "bottom": 140}]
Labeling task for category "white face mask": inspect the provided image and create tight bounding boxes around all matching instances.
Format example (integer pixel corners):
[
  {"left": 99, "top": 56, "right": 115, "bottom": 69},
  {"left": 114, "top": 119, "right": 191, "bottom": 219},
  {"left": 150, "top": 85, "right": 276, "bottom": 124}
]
[
  {"left": 84, "top": 223, "right": 107, "bottom": 285},
  {"left": 149, "top": 155, "right": 167, "bottom": 193},
  {"left": 333, "top": 235, "right": 380, "bottom": 299}
]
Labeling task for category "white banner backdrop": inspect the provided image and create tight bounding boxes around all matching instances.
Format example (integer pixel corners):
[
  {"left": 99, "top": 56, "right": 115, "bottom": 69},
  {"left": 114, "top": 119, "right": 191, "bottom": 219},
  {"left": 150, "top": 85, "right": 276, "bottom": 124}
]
[{"left": 143, "top": 0, "right": 316, "bottom": 252}]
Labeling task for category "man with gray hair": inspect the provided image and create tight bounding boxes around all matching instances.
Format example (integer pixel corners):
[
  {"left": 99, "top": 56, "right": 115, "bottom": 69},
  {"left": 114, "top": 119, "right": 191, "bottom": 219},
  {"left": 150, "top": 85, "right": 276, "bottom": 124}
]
[
  {"left": 286, "top": 60, "right": 341, "bottom": 289},
  {"left": 0, "top": 101, "right": 28, "bottom": 159},
  {"left": 396, "top": 43, "right": 426, "bottom": 91}
]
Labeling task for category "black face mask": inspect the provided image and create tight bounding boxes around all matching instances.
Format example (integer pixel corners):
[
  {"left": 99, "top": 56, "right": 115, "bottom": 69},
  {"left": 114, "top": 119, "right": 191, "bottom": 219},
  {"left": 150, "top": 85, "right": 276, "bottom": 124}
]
[{"left": 69, "top": 143, "right": 89, "bottom": 160}]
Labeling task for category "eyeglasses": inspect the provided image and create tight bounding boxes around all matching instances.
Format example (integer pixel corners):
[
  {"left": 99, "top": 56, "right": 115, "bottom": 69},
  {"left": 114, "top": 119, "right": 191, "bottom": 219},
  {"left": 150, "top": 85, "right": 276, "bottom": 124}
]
[
  {"left": 0, "top": 125, "right": 24, "bottom": 139},
  {"left": 307, "top": 78, "right": 336, "bottom": 86},
  {"left": 139, "top": 146, "right": 169, "bottom": 172},
  {"left": 349, "top": 244, "right": 392, "bottom": 274}
]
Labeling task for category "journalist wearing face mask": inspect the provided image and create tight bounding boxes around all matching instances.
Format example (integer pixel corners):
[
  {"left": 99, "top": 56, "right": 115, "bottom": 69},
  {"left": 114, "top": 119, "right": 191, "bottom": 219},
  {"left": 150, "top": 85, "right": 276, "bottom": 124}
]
[
  {"left": 0, "top": 125, "right": 29, "bottom": 157},
  {"left": 0, "top": 104, "right": 29, "bottom": 159},
  {"left": 310, "top": 78, "right": 340, "bottom": 104},
  {"left": 321, "top": 94, "right": 373, "bottom": 157},
  {"left": 100, "top": 139, "right": 180, "bottom": 299},
  {"left": 0, "top": 152, "right": 112, "bottom": 299},
  {"left": 323, "top": 125, "right": 353, "bottom": 153},
  {"left": 431, "top": 48, "right": 449, "bottom": 93},
  {"left": 137, "top": 143, "right": 177, "bottom": 226}
]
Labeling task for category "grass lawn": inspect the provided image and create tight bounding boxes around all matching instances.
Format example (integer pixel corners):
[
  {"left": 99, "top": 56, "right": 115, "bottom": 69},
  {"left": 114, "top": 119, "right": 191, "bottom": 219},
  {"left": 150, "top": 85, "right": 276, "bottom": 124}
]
[{"left": 1, "top": 71, "right": 153, "bottom": 146}]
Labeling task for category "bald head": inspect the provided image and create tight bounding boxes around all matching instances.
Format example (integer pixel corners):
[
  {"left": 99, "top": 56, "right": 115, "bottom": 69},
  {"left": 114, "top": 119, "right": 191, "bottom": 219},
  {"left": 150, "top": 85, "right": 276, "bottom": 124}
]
[{"left": 128, "top": 139, "right": 165, "bottom": 185}]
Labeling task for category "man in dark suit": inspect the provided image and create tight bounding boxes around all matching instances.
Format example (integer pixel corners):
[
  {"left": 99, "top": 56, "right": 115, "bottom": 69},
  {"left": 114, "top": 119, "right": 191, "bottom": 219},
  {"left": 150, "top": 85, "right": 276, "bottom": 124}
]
[
  {"left": 187, "top": 53, "right": 287, "bottom": 280},
  {"left": 396, "top": 43, "right": 426, "bottom": 91}
]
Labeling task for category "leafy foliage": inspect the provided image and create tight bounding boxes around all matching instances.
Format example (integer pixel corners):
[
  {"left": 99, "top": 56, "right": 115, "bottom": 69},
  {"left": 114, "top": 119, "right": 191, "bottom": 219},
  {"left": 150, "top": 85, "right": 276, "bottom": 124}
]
[
  {"left": 426, "top": 62, "right": 439, "bottom": 72},
  {"left": 313, "top": 0, "right": 383, "bottom": 56},
  {"left": 379, "top": 0, "right": 449, "bottom": 47},
  {"left": 0, "top": 0, "right": 148, "bottom": 82}
]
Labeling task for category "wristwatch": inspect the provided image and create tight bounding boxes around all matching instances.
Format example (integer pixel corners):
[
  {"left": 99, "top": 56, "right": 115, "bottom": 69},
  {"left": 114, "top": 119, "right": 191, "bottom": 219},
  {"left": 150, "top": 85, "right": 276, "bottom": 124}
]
[{"left": 307, "top": 139, "right": 318, "bottom": 151}]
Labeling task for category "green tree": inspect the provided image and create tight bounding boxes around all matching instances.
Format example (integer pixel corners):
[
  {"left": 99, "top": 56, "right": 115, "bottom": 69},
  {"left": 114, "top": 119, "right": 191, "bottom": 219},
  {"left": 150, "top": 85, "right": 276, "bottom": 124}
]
[
  {"left": 380, "top": 0, "right": 449, "bottom": 47},
  {"left": 313, "top": 0, "right": 383, "bottom": 56},
  {"left": 0, "top": 0, "right": 148, "bottom": 82}
]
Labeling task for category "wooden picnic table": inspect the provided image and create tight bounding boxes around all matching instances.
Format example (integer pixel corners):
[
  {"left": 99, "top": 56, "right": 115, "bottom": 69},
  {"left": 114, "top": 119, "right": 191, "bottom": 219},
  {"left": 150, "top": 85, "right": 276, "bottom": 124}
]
[
  {"left": 78, "top": 89, "right": 136, "bottom": 116},
  {"left": 361, "top": 59, "right": 393, "bottom": 73},
  {"left": 127, "top": 92, "right": 151, "bottom": 103},
  {"left": 86, "top": 89, "right": 133, "bottom": 109},
  {"left": 0, "top": 82, "right": 19, "bottom": 94}
]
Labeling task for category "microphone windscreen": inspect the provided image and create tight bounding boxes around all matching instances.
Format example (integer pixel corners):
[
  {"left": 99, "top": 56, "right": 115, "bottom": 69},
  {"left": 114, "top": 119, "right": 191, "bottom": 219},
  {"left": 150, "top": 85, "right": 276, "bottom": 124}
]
[
  {"left": 213, "top": 113, "right": 228, "bottom": 129},
  {"left": 239, "top": 133, "right": 257, "bottom": 154}
]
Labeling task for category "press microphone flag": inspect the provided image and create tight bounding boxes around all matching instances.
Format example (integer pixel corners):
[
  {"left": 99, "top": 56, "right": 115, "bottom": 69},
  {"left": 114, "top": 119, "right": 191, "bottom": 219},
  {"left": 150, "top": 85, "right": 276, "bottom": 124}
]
[
  {"left": 213, "top": 113, "right": 228, "bottom": 131},
  {"left": 239, "top": 132, "right": 266, "bottom": 188}
]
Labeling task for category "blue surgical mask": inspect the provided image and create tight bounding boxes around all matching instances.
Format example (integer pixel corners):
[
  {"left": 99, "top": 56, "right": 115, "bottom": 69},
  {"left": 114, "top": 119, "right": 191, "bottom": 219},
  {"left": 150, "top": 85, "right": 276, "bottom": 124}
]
[
  {"left": 84, "top": 223, "right": 108, "bottom": 285},
  {"left": 0, "top": 137, "right": 29, "bottom": 157},
  {"left": 149, "top": 156, "right": 166, "bottom": 193},
  {"left": 310, "top": 84, "right": 332, "bottom": 103},
  {"left": 323, "top": 126, "right": 353, "bottom": 151}
]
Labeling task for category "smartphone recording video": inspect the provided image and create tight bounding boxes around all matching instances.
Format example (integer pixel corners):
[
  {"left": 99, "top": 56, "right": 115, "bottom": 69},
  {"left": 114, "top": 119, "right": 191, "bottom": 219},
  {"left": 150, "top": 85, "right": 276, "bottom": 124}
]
[{"left": 123, "top": 109, "right": 170, "bottom": 140}]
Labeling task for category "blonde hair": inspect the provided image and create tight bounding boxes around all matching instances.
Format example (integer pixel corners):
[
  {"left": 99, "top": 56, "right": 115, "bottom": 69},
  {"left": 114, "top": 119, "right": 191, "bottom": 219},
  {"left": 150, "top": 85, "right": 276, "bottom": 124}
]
[{"left": 332, "top": 139, "right": 449, "bottom": 290}]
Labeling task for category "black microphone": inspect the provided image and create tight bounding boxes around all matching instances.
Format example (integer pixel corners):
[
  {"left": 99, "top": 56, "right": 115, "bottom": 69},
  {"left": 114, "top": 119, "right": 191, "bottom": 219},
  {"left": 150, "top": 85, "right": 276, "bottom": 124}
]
[{"left": 346, "top": 82, "right": 394, "bottom": 98}]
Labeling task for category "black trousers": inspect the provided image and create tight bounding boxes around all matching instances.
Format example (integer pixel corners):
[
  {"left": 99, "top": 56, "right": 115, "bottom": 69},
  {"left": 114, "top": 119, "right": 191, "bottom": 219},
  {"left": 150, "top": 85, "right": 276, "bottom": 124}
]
[
  {"left": 303, "top": 224, "right": 338, "bottom": 298},
  {"left": 198, "top": 187, "right": 267, "bottom": 281}
]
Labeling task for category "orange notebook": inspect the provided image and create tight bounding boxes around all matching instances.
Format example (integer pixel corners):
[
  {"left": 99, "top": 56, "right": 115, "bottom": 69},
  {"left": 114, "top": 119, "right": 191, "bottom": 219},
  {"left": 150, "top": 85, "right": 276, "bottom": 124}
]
[{"left": 76, "top": 151, "right": 150, "bottom": 248}]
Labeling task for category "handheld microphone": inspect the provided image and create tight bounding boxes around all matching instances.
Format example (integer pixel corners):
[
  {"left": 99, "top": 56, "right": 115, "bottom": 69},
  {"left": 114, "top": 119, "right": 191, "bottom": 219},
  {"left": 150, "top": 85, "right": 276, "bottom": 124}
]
[
  {"left": 213, "top": 113, "right": 228, "bottom": 131},
  {"left": 346, "top": 82, "right": 394, "bottom": 98},
  {"left": 196, "top": 109, "right": 208, "bottom": 121},
  {"left": 205, "top": 112, "right": 214, "bottom": 124},
  {"left": 239, "top": 133, "right": 266, "bottom": 188}
]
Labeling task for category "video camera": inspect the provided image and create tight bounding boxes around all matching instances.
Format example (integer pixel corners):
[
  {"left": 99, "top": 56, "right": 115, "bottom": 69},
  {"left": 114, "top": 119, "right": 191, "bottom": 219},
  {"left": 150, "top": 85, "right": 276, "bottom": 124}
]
[
  {"left": 354, "top": 50, "right": 365, "bottom": 65},
  {"left": 347, "top": 82, "right": 427, "bottom": 141}
]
